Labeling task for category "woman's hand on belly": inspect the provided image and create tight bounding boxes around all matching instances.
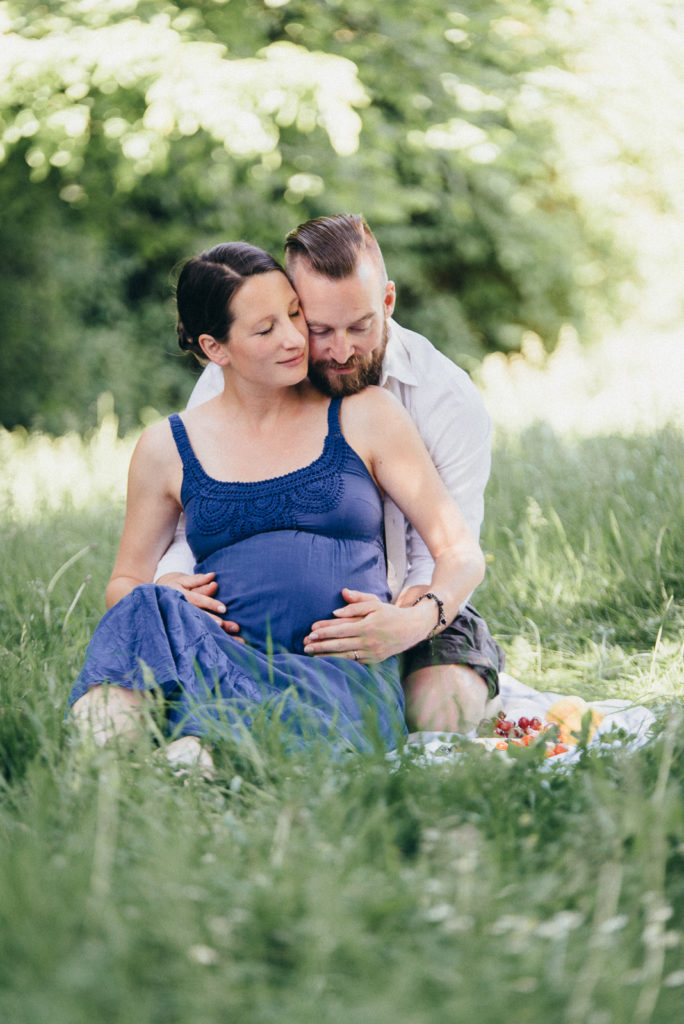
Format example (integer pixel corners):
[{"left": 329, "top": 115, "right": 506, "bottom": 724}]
[
  {"left": 156, "top": 571, "right": 244, "bottom": 639},
  {"left": 303, "top": 587, "right": 435, "bottom": 663}
]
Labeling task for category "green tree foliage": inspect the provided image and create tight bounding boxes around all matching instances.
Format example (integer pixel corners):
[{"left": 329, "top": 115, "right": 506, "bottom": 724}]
[{"left": 0, "top": 0, "right": 644, "bottom": 431}]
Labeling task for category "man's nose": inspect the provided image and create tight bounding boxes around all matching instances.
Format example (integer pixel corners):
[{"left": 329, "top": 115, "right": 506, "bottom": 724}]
[{"left": 329, "top": 330, "right": 353, "bottom": 364}]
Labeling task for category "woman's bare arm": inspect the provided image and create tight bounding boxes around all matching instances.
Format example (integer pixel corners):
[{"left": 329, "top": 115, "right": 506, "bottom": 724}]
[{"left": 105, "top": 421, "right": 183, "bottom": 608}]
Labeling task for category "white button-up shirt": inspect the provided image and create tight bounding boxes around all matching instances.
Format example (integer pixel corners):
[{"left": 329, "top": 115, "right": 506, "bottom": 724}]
[
  {"left": 155, "top": 319, "right": 491, "bottom": 600},
  {"left": 379, "top": 319, "right": 491, "bottom": 598}
]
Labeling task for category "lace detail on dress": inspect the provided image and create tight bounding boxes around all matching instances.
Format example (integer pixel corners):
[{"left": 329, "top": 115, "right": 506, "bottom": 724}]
[{"left": 169, "top": 400, "right": 346, "bottom": 543}]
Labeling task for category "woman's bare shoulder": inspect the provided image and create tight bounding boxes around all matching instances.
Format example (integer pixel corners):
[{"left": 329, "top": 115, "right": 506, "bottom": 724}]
[
  {"left": 338, "top": 387, "right": 415, "bottom": 469},
  {"left": 130, "top": 417, "right": 177, "bottom": 470},
  {"left": 343, "top": 385, "right": 408, "bottom": 428},
  {"left": 181, "top": 392, "right": 227, "bottom": 419}
]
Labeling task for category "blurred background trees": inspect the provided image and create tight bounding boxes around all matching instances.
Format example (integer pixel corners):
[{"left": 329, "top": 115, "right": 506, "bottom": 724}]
[{"left": 1, "top": 0, "right": 682, "bottom": 433}]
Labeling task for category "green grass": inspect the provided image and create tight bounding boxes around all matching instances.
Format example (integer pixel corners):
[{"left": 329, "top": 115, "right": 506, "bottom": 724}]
[
  {"left": 1, "top": 423, "right": 683, "bottom": 1023},
  {"left": 479, "top": 426, "right": 684, "bottom": 701}
]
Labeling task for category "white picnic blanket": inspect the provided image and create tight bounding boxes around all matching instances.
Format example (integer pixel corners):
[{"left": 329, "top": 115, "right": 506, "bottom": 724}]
[{"left": 399, "top": 672, "right": 657, "bottom": 767}]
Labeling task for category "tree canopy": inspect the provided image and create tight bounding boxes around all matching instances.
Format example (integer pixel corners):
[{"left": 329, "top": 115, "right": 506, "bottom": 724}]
[{"left": 1, "top": 0, "right": 680, "bottom": 432}]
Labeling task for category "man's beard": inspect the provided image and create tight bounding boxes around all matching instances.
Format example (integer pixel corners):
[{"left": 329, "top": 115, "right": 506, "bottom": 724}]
[{"left": 307, "top": 323, "right": 388, "bottom": 398}]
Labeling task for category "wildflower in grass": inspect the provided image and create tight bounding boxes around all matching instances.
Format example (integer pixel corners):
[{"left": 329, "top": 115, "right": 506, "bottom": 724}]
[
  {"left": 442, "top": 914, "right": 475, "bottom": 935},
  {"left": 490, "top": 914, "right": 539, "bottom": 955},
  {"left": 490, "top": 913, "right": 536, "bottom": 936},
  {"left": 187, "top": 944, "right": 219, "bottom": 966},
  {"left": 640, "top": 899, "right": 678, "bottom": 950},
  {"left": 533, "top": 910, "right": 584, "bottom": 940},
  {"left": 206, "top": 916, "right": 232, "bottom": 942},
  {"left": 423, "top": 902, "right": 453, "bottom": 924},
  {"left": 597, "top": 914, "right": 629, "bottom": 935},
  {"left": 641, "top": 922, "right": 679, "bottom": 951}
]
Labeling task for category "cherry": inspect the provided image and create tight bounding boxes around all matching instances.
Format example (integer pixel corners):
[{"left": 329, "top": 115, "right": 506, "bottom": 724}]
[{"left": 518, "top": 716, "right": 530, "bottom": 731}]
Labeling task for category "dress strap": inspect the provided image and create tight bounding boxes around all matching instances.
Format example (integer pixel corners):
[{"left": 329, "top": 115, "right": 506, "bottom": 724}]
[
  {"left": 327, "top": 397, "right": 344, "bottom": 438},
  {"left": 168, "top": 413, "right": 196, "bottom": 470},
  {"left": 169, "top": 401, "right": 342, "bottom": 477}
]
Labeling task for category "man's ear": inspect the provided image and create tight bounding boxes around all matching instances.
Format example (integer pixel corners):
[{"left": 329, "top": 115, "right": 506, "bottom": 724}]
[
  {"left": 384, "top": 280, "right": 396, "bottom": 319},
  {"left": 198, "top": 333, "right": 230, "bottom": 366}
]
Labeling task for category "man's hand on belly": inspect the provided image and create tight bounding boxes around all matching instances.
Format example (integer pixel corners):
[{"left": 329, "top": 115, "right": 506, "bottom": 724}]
[
  {"left": 156, "top": 571, "right": 243, "bottom": 639},
  {"left": 303, "top": 587, "right": 434, "bottom": 663}
]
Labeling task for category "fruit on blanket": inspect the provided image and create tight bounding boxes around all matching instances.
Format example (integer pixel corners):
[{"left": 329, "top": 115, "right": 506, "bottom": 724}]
[
  {"left": 494, "top": 712, "right": 548, "bottom": 740},
  {"left": 545, "top": 697, "right": 604, "bottom": 745},
  {"left": 545, "top": 743, "right": 569, "bottom": 758},
  {"left": 490, "top": 711, "right": 560, "bottom": 756},
  {"left": 486, "top": 702, "right": 601, "bottom": 758}
]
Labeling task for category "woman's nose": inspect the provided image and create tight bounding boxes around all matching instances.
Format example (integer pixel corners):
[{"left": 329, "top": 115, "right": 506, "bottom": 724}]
[{"left": 285, "top": 318, "right": 307, "bottom": 346}]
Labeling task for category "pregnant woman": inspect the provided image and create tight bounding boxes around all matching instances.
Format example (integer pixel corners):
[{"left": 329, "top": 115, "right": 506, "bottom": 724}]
[{"left": 69, "top": 242, "right": 484, "bottom": 770}]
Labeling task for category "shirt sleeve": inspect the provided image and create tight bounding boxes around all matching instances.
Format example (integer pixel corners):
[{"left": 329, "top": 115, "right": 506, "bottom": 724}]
[
  {"left": 154, "top": 514, "right": 195, "bottom": 580},
  {"left": 400, "top": 360, "right": 492, "bottom": 592},
  {"left": 153, "top": 364, "right": 225, "bottom": 580},
  {"left": 187, "top": 363, "right": 225, "bottom": 409}
]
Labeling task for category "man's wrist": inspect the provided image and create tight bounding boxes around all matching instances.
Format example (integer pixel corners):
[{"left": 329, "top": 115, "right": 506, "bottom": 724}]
[
  {"left": 412, "top": 592, "right": 447, "bottom": 640},
  {"left": 406, "top": 598, "right": 436, "bottom": 644}
]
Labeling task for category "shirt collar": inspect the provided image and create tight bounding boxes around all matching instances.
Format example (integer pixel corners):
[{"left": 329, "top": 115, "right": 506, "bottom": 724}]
[{"left": 380, "top": 319, "right": 419, "bottom": 387}]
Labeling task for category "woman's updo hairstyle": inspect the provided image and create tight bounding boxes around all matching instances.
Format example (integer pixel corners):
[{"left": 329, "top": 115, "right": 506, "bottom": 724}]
[{"left": 176, "top": 242, "right": 285, "bottom": 359}]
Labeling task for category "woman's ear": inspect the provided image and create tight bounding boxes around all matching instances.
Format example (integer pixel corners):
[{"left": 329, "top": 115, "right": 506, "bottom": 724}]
[{"left": 198, "top": 333, "right": 230, "bottom": 366}]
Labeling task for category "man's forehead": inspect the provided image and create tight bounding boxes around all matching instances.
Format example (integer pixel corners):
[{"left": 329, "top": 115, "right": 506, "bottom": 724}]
[
  {"left": 292, "top": 251, "right": 380, "bottom": 288},
  {"left": 303, "top": 304, "right": 376, "bottom": 329},
  {"left": 355, "top": 257, "right": 376, "bottom": 285},
  {"left": 297, "top": 283, "right": 376, "bottom": 323}
]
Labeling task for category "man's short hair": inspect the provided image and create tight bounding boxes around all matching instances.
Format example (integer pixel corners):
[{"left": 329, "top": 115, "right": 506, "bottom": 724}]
[{"left": 285, "top": 213, "right": 388, "bottom": 284}]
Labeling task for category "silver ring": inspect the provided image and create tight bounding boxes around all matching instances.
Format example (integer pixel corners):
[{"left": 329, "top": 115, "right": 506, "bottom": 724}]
[{"left": 353, "top": 650, "right": 359, "bottom": 661}]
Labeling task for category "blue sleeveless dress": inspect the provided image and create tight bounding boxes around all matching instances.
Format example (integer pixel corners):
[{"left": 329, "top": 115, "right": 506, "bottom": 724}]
[{"left": 69, "top": 399, "right": 406, "bottom": 753}]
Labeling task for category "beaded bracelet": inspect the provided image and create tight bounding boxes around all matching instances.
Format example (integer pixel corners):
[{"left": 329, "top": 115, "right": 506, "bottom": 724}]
[{"left": 413, "top": 592, "right": 447, "bottom": 640}]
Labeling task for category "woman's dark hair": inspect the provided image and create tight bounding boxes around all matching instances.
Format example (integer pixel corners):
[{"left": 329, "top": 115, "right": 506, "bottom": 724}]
[{"left": 175, "top": 242, "right": 285, "bottom": 359}]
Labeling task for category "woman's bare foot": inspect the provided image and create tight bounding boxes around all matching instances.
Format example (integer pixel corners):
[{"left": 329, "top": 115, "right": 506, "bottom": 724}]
[
  {"left": 71, "top": 685, "right": 149, "bottom": 748},
  {"left": 165, "top": 735, "right": 215, "bottom": 780}
]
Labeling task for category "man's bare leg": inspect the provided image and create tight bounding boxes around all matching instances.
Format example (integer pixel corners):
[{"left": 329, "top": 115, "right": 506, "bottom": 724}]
[{"left": 403, "top": 664, "right": 488, "bottom": 734}]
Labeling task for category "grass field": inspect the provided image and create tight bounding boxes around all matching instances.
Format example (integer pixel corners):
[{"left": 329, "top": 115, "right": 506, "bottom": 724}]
[{"left": 1, "top": 332, "right": 682, "bottom": 1023}]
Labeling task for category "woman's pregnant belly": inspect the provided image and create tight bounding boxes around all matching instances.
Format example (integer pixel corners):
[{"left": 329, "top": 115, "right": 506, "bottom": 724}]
[{"left": 196, "top": 530, "right": 390, "bottom": 654}]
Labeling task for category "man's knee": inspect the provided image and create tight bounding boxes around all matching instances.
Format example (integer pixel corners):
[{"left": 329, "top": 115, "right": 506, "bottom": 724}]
[{"left": 402, "top": 663, "right": 488, "bottom": 733}]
